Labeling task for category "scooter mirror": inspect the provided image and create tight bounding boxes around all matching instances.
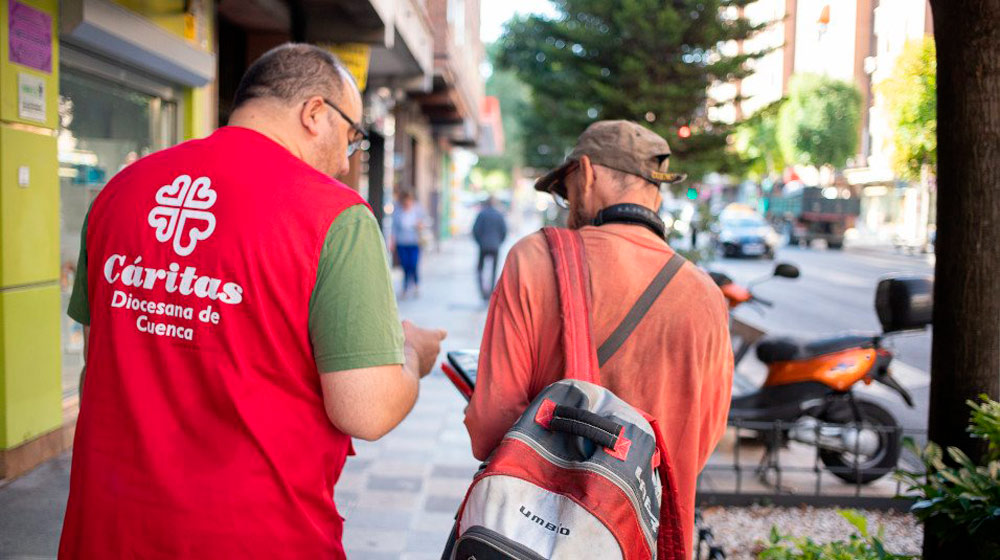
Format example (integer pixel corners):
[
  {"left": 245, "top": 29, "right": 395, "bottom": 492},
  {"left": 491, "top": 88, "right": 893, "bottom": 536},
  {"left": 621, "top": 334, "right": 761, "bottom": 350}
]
[{"left": 773, "top": 263, "right": 800, "bottom": 279}]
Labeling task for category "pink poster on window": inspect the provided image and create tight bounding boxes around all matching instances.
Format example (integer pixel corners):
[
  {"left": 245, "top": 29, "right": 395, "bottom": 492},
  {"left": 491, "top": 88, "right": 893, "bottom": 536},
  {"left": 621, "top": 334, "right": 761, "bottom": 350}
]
[{"left": 8, "top": 1, "right": 52, "bottom": 73}]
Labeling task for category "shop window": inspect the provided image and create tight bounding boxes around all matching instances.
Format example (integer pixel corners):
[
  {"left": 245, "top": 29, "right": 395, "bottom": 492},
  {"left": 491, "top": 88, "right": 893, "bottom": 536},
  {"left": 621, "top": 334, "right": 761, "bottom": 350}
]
[{"left": 58, "top": 67, "right": 178, "bottom": 400}]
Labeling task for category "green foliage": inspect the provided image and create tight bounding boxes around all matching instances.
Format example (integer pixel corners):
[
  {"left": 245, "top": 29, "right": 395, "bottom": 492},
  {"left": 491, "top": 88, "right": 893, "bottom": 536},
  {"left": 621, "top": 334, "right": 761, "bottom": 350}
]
[
  {"left": 895, "top": 396, "right": 1000, "bottom": 555},
  {"left": 876, "top": 38, "right": 936, "bottom": 181},
  {"left": 496, "top": 0, "right": 769, "bottom": 180},
  {"left": 733, "top": 99, "right": 786, "bottom": 180},
  {"left": 777, "top": 74, "right": 862, "bottom": 169},
  {"left": 757, "top": 510, "right": 914, "bottom": 560},
  {"left": 475, "top": 44, "right": 532, "bottom": 177},
  {"left": 969, "top": 395, "right": 1000, "bottom": 461},
  {"left": 469, "top": 168, "right": 513, "bottom": 193}
]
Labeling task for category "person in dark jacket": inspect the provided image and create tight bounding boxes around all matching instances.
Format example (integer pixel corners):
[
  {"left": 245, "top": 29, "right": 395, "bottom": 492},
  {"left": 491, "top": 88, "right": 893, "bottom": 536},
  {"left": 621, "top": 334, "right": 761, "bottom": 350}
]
[{"left": 472, "top": 196, "right": 508, "bottom": 300}]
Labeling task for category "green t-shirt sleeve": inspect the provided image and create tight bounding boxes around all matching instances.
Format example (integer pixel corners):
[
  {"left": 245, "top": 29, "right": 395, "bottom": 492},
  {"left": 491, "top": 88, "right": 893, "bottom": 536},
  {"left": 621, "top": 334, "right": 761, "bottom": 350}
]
[
  {"left": 67, "top": 213, "right": 90, "bottom": 325},
  {"left": 310, "top": 204, "right": 405, "bottom": 373}
]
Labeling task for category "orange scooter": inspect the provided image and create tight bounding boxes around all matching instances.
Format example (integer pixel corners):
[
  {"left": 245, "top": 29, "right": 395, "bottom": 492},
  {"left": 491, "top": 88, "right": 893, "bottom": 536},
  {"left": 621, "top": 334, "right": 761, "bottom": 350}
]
[{"left": 709, "top": 265, "right": 933, "bottom": 483}]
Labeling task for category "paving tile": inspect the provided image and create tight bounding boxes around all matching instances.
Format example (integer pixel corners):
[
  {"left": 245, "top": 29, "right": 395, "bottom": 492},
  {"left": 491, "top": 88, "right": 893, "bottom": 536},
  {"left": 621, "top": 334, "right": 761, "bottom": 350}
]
[
  {"left": 367, "top": 475, "right": 424, "bottom": 493},
  {"left": 334, "top": 490, "right": 360, "bottom": 508},
  {"left": 425, "top": 478, "right": 471, "bottom": 498},
  {"left": 437, "top": 428, "right": 472, "bottom": 445},
  {"left": 380, "top": 449, "right": 439, "bottom": 464},
  {"left": 432, "top": 447, "right": 479, "bottom": 463},
  {"left": 342, "top": 458, "right": 373, "bottom": 473},
  {"left": 352, "top": 440, "right": 386, "bottom": 457},
  {"left": 412, "top": 512, "right": 456, "bottom": 533},
  {"left": 344, "top": 535, "right": 403, "bottom": 560},
  {"left": 343, "top": 508, "right": 413, "bottom": 531},
  {"left": 353, "top": 490, "right": 421, "bottom": 511},
  {"left": 365, "top": 460, "right": 431, "bottom": 477},
  {"left": 424, "top": 494, "right": 463, "bottom": 514},
  {"left": 401, "top": 552, "right": 443, "bottom": 560},
  {"left": 431, "top": 464, "right": 478, "bottom": 478},
  {"left": 405, "top": 530, "right": 449, "bottom": 555},
  {"left": 336, "top": 471, "right": 366, "bottom": 492},
  {"left": 385, "top": 431, "right": 439, "bottom": 445}
]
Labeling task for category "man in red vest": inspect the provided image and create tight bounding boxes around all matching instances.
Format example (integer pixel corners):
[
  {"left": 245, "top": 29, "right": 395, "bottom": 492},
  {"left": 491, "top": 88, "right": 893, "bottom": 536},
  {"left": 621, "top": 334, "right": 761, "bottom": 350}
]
[{"left": 59, "top": 44, "right": 445, "bottom": 558}]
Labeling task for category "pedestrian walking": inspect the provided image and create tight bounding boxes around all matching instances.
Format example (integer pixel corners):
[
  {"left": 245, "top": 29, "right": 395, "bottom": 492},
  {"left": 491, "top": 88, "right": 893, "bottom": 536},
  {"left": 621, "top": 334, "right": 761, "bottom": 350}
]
[
  {"left": 391, "top": 191, "right": 427, "bottom": 298},
  {"left": 463, "top": 120, "right": 733, "bottom": 557},
  {"left": 472, "top": 195, "right": 508, "bottom": 300},
  {"left": 59, "top": 44, "right": 445, "bottom": 559}
]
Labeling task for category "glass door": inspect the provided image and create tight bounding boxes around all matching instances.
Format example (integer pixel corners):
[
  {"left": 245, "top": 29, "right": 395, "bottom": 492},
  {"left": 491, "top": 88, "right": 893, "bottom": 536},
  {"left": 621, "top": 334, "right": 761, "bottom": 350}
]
[{"left": 58, "top": 53, "right": 180, "bottom": 400}]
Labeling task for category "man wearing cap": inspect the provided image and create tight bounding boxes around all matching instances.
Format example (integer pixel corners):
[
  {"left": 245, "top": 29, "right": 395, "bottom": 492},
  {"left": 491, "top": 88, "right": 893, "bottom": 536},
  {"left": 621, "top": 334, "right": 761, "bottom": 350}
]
[{"left": 464, "top": 121, "right": 733, "bottom": 556}]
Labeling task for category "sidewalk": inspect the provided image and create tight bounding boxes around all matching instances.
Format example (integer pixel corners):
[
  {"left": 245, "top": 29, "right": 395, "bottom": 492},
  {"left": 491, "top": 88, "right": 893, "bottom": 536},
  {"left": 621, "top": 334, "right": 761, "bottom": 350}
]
[
  {"left": 337, "top": 236, "right": 491, "bottom": 559},
  {"left": 0, "top": 234, "right": 493, "bottom": 560}
]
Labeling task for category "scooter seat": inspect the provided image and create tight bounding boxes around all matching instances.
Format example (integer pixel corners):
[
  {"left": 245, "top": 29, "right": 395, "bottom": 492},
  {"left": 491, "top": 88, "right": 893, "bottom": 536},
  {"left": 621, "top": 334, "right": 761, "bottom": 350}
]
[{"left": 756, "top": 334, "right": 877, "bottom": 364}]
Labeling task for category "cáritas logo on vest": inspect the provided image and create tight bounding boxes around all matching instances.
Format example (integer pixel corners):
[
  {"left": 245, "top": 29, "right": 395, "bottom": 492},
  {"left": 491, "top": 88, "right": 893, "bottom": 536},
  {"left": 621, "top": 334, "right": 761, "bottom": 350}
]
[
  {"left": 104, "top": 255, "right": 244, "bottom": 305},
  {"left": 519, "top": 505, "right": 571, "bottom": 536},
  {"left": 148, "top": 174, "right": 217, "bottom": 257}
]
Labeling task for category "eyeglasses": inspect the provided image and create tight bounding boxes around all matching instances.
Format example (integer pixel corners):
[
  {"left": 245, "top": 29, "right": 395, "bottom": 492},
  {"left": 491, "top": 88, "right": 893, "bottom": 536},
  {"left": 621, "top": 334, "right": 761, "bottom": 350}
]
[
  {"left": 553, "top": 193, "right": 569, "bottom": 209},
  {"left": 321, "top": 98, "right": 369, "bottom": 156},
  {"left": 552, "top": 161, "right": 579, "bottom": 209}
]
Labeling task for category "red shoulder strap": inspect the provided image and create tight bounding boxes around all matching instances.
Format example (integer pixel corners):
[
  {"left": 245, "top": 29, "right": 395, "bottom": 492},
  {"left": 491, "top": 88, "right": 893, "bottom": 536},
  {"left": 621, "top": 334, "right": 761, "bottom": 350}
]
[
  {"left": 641, "top": 411, "right": 688, "bottom": 560},
  {"left": 542, "top": 227, "right": 600, "bottom": 384}
]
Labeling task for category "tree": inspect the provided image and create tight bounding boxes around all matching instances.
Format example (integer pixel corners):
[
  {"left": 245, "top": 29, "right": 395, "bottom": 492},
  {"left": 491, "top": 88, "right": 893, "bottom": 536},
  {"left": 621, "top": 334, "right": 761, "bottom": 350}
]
[
  {"left": 475, "top": 45, "right": 532, "bottom": 179},
  {"left": 776, "top": 74, "right": 862, "bottom": 170},
  {"left": 496, "top": 0, "right": 767, "bottom": 181},
  {"left": 733, "top": 99, "right": 786, "bottom": 181},
  {"left": 924, "top": 1, "right": 1000, "bottom": 558},
  {"left": 877, "top": 38, "right": 936, "bottom": 181}
]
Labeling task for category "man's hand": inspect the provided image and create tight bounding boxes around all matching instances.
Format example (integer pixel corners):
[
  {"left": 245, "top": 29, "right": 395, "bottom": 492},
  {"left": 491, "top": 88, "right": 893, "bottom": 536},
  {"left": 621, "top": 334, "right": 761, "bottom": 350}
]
[
  {"left": 403, "top": 320, "right": 447, "bottom": 378},
  {"left": 320, "top": 321, "right": 445, "bottom": 441}
]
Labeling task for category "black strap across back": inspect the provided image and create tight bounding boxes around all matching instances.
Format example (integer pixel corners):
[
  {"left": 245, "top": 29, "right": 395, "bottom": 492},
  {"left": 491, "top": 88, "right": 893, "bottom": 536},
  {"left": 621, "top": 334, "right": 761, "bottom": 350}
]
[{"left": 596, "top": 252, "right": 687, "bottom": 367}]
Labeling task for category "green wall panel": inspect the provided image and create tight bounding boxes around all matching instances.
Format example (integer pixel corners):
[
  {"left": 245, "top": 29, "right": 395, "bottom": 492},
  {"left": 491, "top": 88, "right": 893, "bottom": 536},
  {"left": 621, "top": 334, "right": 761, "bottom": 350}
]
[
  {"left": 0, "top": 125, "right": 59, "bottom": 287},
  {"left": 0, "top": 284, "right": 61, "bottom": 449}
]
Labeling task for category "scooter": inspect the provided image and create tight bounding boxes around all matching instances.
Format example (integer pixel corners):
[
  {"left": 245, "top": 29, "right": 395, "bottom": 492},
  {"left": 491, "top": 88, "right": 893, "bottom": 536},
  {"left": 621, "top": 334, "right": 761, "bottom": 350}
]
[{"left": 709, "top": 265, "right": 932, "bottom": 483}]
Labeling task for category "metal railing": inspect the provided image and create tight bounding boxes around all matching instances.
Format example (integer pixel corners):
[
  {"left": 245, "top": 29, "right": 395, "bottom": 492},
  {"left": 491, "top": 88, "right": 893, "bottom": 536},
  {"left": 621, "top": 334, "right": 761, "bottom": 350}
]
[
  {"left": 696, "top": 418, "right": 927, "bottom": 510},
  {"left": 694, "top": 510, "right": 727, "bottom": 559}
]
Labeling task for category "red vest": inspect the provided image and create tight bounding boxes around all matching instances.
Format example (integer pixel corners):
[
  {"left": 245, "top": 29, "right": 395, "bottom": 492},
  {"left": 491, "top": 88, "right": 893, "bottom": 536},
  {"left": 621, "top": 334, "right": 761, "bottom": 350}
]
[{"left": 60, "top": 127, "right": 367, "bottom": 559}]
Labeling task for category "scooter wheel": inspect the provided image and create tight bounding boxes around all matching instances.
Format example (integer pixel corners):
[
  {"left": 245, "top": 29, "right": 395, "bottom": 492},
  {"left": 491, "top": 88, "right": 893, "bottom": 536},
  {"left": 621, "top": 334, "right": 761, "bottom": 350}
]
[{"left": 818, "top": 400, "right": 902, "bottom": 485}]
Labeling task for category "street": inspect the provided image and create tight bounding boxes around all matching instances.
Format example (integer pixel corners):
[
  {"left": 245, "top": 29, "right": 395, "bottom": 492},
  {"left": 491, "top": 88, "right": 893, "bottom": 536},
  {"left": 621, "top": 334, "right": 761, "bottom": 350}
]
[
  {"left": 709, "top": 243, "right": 934, "bottom": 432},
  {"left": 0, "top": 232, "right": 942, "bottom": 559}
]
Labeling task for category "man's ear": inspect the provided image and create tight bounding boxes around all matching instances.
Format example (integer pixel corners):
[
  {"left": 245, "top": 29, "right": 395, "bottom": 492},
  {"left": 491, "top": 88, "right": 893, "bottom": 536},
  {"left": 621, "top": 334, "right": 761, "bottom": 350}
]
[
  {"left": 300, "top": 96, "right": 325, "bottom": 137},
  {"left": 578, "top": 155, "right": 596, "bottom": 194}
]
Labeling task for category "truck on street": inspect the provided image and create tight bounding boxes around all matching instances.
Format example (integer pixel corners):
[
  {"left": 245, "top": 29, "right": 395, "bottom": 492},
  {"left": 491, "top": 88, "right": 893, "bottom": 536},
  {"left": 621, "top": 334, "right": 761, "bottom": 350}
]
[{"left": 767, "top": 186, "right": 861, "bottom": 249}]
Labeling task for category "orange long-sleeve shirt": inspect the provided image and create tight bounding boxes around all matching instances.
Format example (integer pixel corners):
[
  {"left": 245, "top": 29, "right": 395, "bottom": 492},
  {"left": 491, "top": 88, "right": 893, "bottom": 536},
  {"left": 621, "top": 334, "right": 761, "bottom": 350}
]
[{"left": 465, "top": 224, "right": 734, "bottom": 557}]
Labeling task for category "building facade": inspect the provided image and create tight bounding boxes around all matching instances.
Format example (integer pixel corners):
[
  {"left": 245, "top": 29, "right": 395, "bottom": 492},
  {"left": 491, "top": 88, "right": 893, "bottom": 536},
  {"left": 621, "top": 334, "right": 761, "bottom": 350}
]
[
  {"left": 713, "top": 0, "right": 933, "bottom": 244},
  {"left": 0, "top": 0, "right": 488, "bottom": 480},
  {"left": 847, "top": 0, "right": 933, "bottom": 244},
  {"left": 1, "top": 0, "right": 217, "bottom": 480}
]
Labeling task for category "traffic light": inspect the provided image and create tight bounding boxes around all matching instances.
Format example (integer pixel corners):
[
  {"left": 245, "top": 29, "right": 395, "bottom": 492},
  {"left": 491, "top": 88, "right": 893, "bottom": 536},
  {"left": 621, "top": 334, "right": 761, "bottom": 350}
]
[
  {"left": 686, "top": 186, "right": 698, "bottom": 200},
  {"left": 678, "top": 125, "right": 692, "bottom": 138}
]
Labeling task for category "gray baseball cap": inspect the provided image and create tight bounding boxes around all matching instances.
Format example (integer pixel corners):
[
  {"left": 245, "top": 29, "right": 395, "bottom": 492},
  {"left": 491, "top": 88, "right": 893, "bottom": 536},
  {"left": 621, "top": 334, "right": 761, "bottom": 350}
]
[{"left": 534, "top": 120, "right": 686, "bottom": 198}]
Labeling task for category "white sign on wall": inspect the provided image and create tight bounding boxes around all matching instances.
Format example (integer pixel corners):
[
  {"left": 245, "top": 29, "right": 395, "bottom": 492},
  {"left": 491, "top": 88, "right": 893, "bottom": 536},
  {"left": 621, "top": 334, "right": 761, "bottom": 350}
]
[{"left": 17, "top": 72, "right": 46, "bottom": 122}]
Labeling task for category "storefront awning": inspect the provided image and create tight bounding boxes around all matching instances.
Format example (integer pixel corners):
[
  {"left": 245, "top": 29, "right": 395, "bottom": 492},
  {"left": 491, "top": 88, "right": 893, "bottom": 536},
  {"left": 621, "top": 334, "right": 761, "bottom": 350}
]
[{"left": 62, "top": 0, "right": 215, "bottom": 87}]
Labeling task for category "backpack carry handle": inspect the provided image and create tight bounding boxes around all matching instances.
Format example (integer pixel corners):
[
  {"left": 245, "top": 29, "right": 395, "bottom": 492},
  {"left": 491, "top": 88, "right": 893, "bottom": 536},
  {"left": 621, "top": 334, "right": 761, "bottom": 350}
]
[{"left": 548, "top": 404, "right": 623, "bottom": 450}]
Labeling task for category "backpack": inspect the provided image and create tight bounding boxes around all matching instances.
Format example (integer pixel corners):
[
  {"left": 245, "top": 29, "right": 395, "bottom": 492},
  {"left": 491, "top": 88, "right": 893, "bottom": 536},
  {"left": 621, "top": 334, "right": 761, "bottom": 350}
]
[{"left": 445, "top": 227, "right": 689, "bottom": 560}]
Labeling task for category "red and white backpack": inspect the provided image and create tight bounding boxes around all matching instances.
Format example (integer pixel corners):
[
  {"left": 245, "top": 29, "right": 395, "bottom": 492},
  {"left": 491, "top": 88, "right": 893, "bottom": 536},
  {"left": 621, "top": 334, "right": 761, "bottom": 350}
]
[{"left": 446, "top": 227, "right": 688, "bottom": 560}]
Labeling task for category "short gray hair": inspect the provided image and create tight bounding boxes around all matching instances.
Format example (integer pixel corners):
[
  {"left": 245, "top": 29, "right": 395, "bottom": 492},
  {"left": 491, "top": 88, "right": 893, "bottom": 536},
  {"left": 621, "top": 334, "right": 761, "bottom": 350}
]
[
  {"left": 595, "top": 164, "right": 652, "bottom": 192},
  {"left": 233, "top": 43, "right": 355, "bottom": 108}
]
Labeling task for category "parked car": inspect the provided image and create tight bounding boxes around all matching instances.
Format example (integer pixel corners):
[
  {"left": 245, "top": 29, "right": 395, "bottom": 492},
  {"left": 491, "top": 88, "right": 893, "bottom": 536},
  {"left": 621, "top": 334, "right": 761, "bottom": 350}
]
[{"left": 715, "top": 205, "right": 780, "bottom": 259}]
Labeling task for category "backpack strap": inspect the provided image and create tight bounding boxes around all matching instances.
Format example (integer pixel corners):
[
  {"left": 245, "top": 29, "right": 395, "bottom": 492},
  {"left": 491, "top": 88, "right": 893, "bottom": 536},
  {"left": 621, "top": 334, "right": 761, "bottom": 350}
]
[
  {"left": 641, "top": 411, "right": 688, "bottom": 560},
  {"left": 542, "top": 227, "right": 600, "bottom": 384},
  {"left": 597, "top": 253, "right": 687, "bottom": 367}
]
